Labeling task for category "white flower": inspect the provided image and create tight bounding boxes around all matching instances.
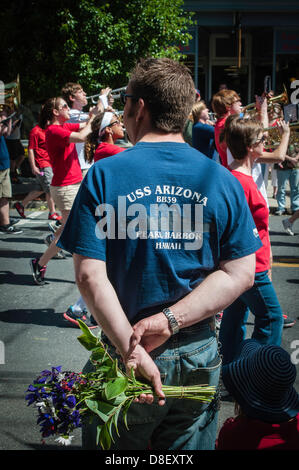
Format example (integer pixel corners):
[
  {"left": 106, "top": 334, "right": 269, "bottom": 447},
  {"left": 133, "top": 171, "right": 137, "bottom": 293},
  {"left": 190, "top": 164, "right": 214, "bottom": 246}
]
[
  {"left": 57, "top": 372, "right": 66, "bottom": 381},
  {"left": 35, "top": 401, "right": 48, "bottom": 413},
  {"left": 55, "top": 435, "right": 74, "bottom": 446}
]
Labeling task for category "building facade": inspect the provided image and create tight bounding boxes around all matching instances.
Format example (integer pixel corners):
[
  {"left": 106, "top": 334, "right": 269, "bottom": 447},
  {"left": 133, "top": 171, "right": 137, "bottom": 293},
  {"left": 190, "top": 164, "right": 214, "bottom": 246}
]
[{"left": 181, "top": 1, "right": 299, "bottom": 105}]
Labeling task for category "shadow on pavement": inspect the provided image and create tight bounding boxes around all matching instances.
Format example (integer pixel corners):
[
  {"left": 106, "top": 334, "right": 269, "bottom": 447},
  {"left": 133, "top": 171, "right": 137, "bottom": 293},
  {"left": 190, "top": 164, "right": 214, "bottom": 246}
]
[
  {"left": 0, "top": 271, "right": 75, "bottom": 285},
  {"left": 0, "top": 308, "right": 77, "bottom": 328},
  {"left": 0, "top": 238, "right": 45, "bottom": 245}
]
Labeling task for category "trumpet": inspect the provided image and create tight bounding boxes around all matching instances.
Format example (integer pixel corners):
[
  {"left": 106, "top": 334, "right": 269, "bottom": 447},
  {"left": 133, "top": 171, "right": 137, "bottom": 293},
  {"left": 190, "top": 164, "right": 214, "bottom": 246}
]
[
  {"left": 263, "top": 120, "right": 299, "bottom": 149},
  {"left": 243, "top": 84, "right": 289, "bottom": 117},
  {"left": 86, "top": 87, "right": 126, "bottom": 104}
]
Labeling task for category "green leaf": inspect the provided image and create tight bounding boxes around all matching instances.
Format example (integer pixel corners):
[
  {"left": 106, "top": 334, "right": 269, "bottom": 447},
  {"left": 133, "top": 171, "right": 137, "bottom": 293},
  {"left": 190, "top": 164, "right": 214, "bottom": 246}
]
[
  {"left": 96, "top": 424, "right": 103, "bottom": 446},
  {"left": 77, "top": 319, "right": 99, "bottom": 351},
  {"left": 99, "top": 424, "right": 112, "bottom": 450},
  {"left": 85, "top": 399, "right": 115, "bottom": 423},
  {"left": 122, "top": 398, "right": 133, "bottom": 430},
  {"left": 90, "top": 346, "right": 108, "bottom": 362},
  {"left": 104, "top": 377, "right": 128, "bottom": 401}
]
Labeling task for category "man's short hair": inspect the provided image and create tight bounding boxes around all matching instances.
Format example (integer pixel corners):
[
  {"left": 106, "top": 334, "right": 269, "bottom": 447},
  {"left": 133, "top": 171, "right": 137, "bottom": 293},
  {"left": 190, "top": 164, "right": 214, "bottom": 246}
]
[
  {"left": 211, "top": 89, "right": 240, "bottom": 118},
  {"left": 129, "top": 58, "right": 195, "bottom": 133},
  {"left": 224, "top": 115, "right": 263, "bottom": 160},
  {"left": 61, "top": 82, "right": 82, "bottom": 108}
]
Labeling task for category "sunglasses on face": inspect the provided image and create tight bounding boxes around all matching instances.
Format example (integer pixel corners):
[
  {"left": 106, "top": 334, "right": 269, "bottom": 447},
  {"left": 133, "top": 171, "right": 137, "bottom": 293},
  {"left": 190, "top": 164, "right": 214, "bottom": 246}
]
[
  {"left": 254, "top": 135, "right": 266, "bottom": 145},
  {"left": 109, "top": 120, "right": 121, "bottom": 127},
  {"left": 120, "top": 90, "right": 138, "bottom": 105}
]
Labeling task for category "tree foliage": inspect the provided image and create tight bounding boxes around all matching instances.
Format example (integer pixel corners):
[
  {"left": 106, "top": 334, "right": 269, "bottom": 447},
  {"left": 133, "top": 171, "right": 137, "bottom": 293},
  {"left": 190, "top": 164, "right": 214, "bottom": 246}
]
[{"left": 0, "top": 0, "right": 194, "bottom": 104}]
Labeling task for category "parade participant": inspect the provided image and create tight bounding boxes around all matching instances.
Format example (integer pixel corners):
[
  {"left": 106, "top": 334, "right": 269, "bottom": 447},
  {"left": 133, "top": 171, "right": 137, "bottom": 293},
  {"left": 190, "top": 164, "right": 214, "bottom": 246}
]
[
  {"left": 61, "top": 82, "right": 94, "bottom": 178},
  {"left": 58, "top": 57, "right": 261, "bottom": 450},
  {"left": 211, "top": 89, "right": 242, "bottom": 167},
  {"left": 5, "top": 112, "right": 25, "bottom": 183},
  {"left": 0, "top": 108, "right": 22, "bottom": 234},
  {"left": 29, "top": 96, "right": 101, "bottom": 289},
  {"left": 85, "top": 111, "right": 125, "bottom": 163},
  {"left": 14, "top": 105, "right": 62, "bottom": 221},
  {"left": 61, "top": 82, "right": 114, "bottom": 176},
  {"left": 192, "top": 101, "right": 218, "bottom": 160},
  {"left": 219, "top": 115, "right": 290, "bottom": 365},
  {"left": 216, "top": 339, "right": 299, "bottom": 450}
]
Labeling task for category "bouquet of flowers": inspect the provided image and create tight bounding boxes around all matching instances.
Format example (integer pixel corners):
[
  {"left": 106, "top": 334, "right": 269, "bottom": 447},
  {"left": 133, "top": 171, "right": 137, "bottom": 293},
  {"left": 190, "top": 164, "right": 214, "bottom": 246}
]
[{"left": 26, "top": 320, "right": 216, "bottom": 449}]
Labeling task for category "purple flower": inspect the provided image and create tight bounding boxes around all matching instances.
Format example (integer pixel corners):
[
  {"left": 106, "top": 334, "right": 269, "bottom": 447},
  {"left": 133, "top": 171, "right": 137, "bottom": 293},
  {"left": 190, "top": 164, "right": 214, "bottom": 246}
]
[{"left": 66, "top": 395, "right": 76, "bottom": 408}]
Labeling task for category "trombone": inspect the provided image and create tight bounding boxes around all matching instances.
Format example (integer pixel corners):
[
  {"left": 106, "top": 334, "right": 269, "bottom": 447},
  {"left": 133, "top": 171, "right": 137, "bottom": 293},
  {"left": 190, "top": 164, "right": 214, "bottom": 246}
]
[{"left": 86, "top": 87, "right": 126, "bottom": 104}]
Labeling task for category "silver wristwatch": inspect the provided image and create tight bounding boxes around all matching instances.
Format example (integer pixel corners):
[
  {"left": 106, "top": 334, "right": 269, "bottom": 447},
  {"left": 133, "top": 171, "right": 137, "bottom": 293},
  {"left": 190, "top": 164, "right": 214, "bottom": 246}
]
[{"left": 162, "top": 308, "right": 179, "bottom": 335}]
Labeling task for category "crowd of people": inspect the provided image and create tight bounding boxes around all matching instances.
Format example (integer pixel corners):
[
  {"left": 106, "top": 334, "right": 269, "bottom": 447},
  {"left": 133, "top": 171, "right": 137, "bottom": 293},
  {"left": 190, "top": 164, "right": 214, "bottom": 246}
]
[{"left": 0, "top": 57, "right": 298, "bottom": 451}]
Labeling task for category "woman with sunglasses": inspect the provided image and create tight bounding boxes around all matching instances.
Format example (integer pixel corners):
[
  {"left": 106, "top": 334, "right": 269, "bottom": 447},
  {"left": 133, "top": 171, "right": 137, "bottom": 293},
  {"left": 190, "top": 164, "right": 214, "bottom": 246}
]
[
  {"left": 29, "top": 97, "right": 102, "bottom": 288},
  {"left": 219, "top": 115, "right": 290, "bottom": 367},
  {"left": 85, "top": 111, "right": 125, "bottom": 164}
]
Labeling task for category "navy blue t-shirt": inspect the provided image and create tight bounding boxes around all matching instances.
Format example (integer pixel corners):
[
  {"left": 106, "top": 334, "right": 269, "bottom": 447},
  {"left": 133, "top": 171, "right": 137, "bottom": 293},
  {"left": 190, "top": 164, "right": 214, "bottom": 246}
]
[
  {"left": 58, "top": 142, "right": 261, "bottom": 324},
  {"left": 192, "top": 122, "right": 217, "bottom": 160},
  {"left": 0, "top": 136, "right": 10, "bottom": 170}
]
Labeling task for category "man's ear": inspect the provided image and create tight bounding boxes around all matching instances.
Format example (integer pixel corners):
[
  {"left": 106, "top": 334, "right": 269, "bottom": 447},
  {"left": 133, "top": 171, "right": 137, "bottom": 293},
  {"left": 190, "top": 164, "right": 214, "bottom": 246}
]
[{"left": 135, "top": 98, "right": 146, "bottom": 123}]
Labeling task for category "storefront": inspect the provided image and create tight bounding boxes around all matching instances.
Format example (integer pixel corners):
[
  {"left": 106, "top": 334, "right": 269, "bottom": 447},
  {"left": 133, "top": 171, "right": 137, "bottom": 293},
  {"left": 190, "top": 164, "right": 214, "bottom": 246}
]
[{"left": 181, "top": 1, "right": 299, "bottom": 106}]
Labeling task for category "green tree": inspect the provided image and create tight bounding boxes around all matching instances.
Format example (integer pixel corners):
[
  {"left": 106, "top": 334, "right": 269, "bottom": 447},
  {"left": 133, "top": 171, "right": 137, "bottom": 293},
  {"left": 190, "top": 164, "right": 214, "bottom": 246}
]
[{"left": 0, "top": 0, "right": 194, "bottom": 104}]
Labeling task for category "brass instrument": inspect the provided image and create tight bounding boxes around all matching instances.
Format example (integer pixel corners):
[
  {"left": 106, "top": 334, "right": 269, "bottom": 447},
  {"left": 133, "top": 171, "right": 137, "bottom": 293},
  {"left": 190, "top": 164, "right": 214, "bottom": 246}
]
[
  {"left": 86, "top": 86, "right": 126, "bottom": 104},
  {"left": 263, "top": 120, "right": 299, "bottom": 149},
  {"left": 0, "top": 75, "right": 21, "bottom": 112},
  {"left": 243, "top": 84, "right": 289, "bottom": 117}
]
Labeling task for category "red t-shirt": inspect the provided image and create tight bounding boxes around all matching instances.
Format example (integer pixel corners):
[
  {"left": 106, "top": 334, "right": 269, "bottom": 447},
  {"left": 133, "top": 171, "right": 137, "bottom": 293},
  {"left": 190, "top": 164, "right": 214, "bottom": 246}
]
[
  {"left": 216, "top": 414, "right": 299, "bottom": 450},
  {"left": 231, "top": 170, "right": 270, "bottom": 272},
  {"left": 94, "top": 142, "right": 125, "bottom": 162},
  {"left": 45, "top": 122, "right": 82, "bottom": 187},
  {"left": 28, "top": 125, "right": 51, "bottom": 169},
  {"left": 214, "top": 117, "right": 228, "bottom": 168}
]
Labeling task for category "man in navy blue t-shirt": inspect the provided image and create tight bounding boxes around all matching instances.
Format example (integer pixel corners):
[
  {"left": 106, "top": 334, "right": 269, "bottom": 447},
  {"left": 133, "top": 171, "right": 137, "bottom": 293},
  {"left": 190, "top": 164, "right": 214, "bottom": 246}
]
[{"left": 58, "top": 58, "right": 261, "bottom": 450}]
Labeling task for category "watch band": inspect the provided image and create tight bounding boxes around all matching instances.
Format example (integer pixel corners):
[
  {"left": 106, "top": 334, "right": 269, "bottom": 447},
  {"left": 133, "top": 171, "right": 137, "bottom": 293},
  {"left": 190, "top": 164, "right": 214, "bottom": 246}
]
[{"left": 162, "top": 307, "right": 179, "bottom": 335}]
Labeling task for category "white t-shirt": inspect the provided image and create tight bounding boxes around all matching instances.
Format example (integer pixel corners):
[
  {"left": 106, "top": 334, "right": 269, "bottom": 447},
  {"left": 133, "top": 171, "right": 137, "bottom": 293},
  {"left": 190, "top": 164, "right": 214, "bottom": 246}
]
[
  {"left": 68, "top": 108, "right": 92, "bottom": 170},
  {"left": 227, "top": 148, "right": 269, "bottom": 207}
]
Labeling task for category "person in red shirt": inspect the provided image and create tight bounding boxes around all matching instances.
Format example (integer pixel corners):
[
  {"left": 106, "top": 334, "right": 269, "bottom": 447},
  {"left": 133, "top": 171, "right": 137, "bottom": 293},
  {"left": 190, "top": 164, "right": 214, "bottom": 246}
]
[
  {"left": 13, "top": 106, "right": 61, "bottom": 221},
  {"left": 211, "top": 89, "right": 242, "bottom": 168},
  {"left": 84, "top": 111, "right": 125, "bottom": 165},
  {"left": 219, "top": 115, "right": 290, "bottom": 365},
  {"left": 30, "top": 96, "right": 102, "bottom": 286},
  {"left": 216, "top": 338, "right": 299, "bottom": 450}
]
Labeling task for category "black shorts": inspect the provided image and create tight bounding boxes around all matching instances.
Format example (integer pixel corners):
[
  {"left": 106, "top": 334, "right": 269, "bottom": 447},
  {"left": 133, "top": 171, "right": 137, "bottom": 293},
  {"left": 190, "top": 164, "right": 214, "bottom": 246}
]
[{"left": 5, "top": 139, "right": 25, "bottom": 160}]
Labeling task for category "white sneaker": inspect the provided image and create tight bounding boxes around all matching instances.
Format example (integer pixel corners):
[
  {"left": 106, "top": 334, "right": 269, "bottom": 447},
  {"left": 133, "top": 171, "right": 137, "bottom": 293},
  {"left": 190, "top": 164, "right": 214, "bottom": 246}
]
[{"left": 282, "top": 218, "right": 294, "bottom": 236}]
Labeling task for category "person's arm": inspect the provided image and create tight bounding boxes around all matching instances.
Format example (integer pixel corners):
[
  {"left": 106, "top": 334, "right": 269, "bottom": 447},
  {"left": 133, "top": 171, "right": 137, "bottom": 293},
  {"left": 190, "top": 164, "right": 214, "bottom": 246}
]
[
  {"left": 0, "top": 118, "right": 12, "bottom": 136},
  {"left": 130, "top": 253, "right": 256, "bottom": 354},
  {"left": 28, "top": 148, "right": 41, "bottom": 176},
  {"left": 69, "top": 102, "right": 103, "bottom": 143},
  {"left": 256, "top": 121, "right": 290, "bottom": 164},
  {"left": 73, "top": 254, "right": 166, "bottom": 405}
]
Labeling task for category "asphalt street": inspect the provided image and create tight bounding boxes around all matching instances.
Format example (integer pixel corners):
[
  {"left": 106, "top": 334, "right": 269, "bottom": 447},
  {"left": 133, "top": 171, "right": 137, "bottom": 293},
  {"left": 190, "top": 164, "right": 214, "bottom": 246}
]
[{"left": 0, "top": 191, "right": 298, "bottom": 451}]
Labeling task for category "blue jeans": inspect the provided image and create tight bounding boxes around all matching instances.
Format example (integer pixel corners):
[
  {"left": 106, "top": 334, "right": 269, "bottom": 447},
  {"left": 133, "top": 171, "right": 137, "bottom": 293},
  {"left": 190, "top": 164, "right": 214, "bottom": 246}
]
[
  {"left": 276, "top": 168, "right": 299, "bottom": 212},
  {"left": 82, "top": 319, "right": 221, "bottom": 450},
  {"left": 219, "top": 270, "right": 283, "bottom": 365}
]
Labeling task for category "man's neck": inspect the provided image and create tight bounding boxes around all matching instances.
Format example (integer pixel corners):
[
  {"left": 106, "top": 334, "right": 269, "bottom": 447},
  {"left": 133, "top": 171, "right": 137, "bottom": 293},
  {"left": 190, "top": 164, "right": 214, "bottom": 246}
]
[
  {"left": 71, "top": 104, "right": 83, "bottom": 112},
  {"left": 229, "top": 157, "right": 252, "bottom": 175},
  {"left": 138, "top": 131, "right": 185, "bottom": 144}
]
